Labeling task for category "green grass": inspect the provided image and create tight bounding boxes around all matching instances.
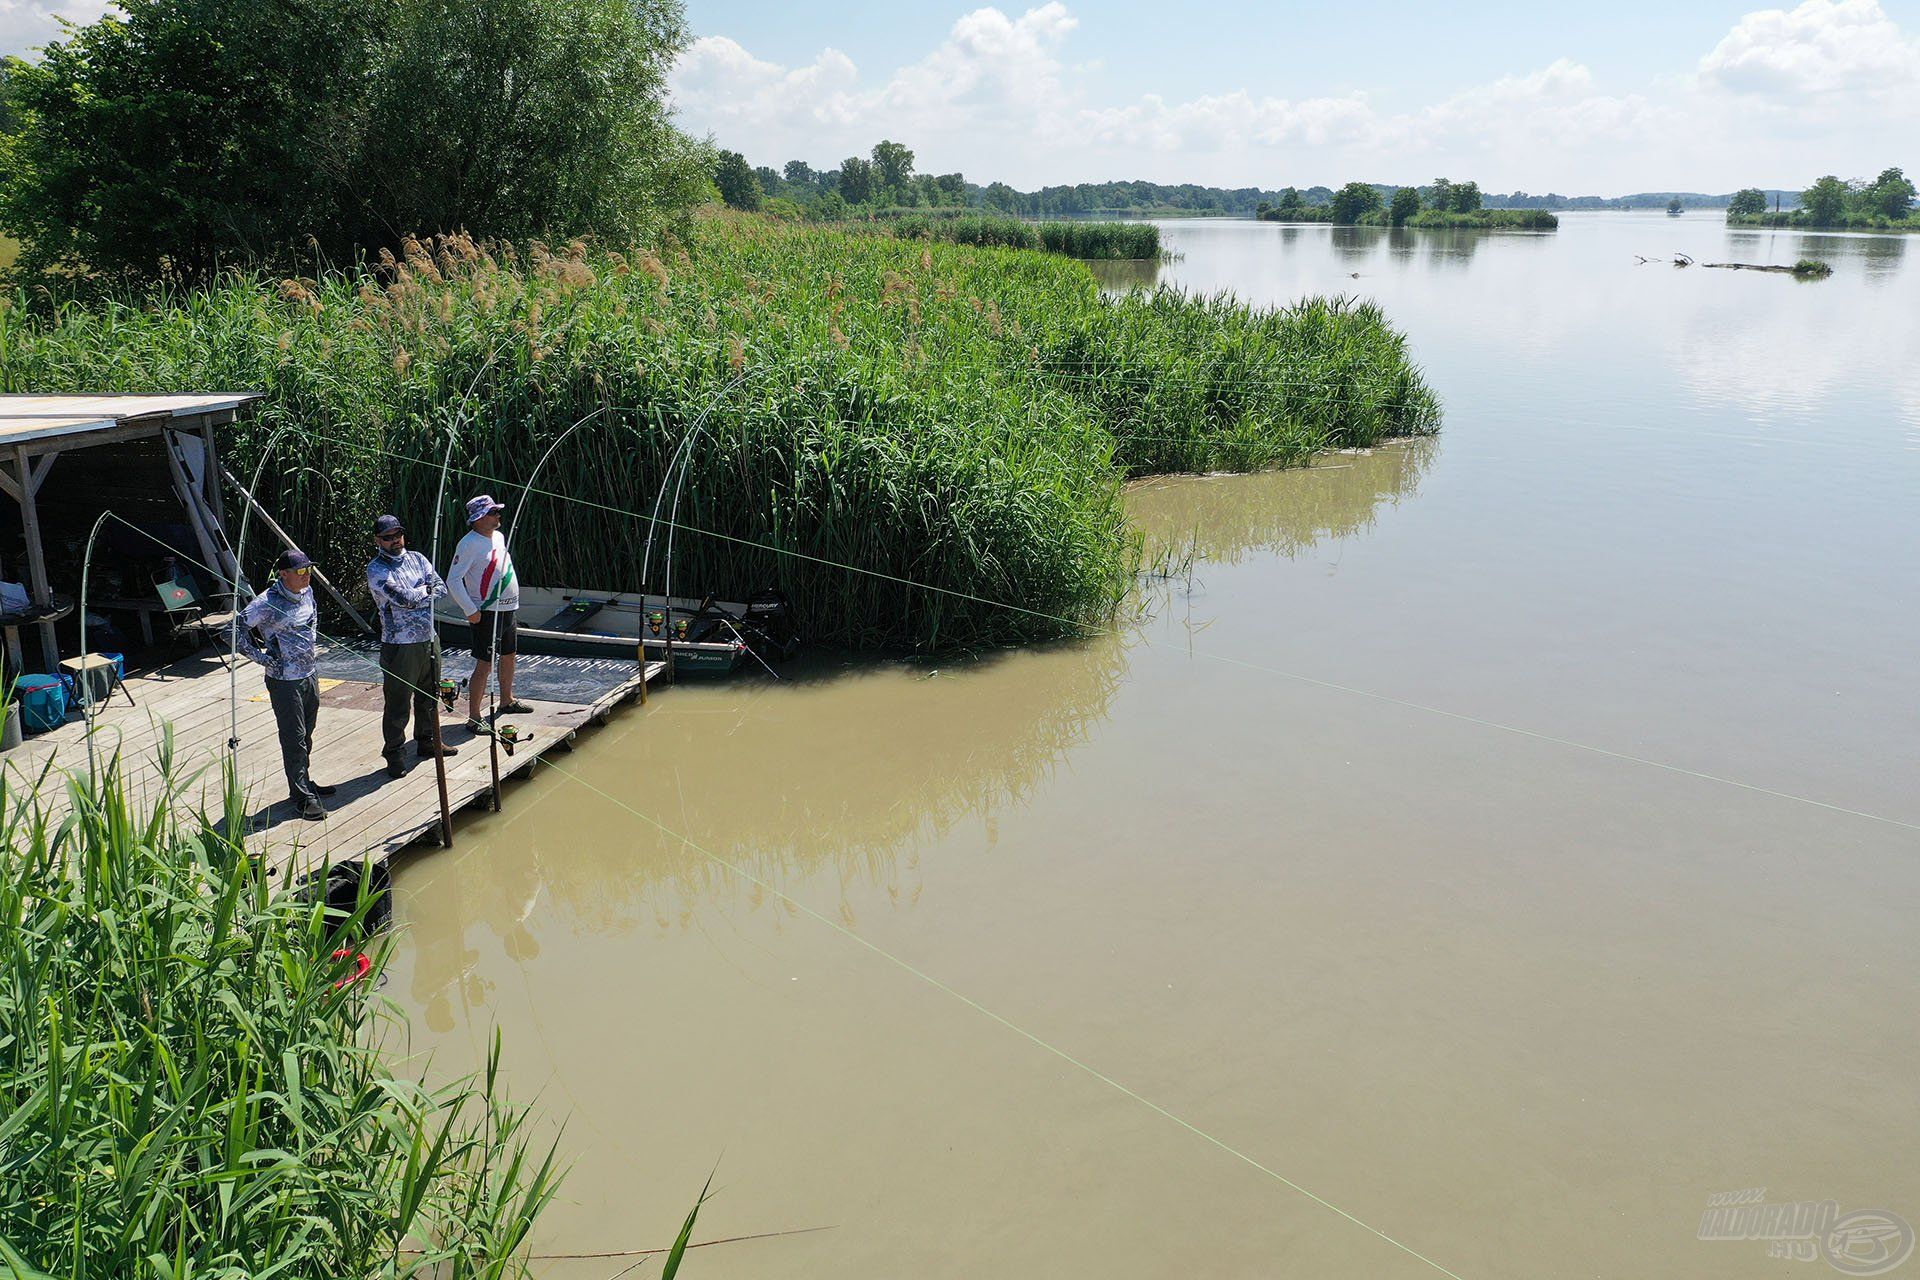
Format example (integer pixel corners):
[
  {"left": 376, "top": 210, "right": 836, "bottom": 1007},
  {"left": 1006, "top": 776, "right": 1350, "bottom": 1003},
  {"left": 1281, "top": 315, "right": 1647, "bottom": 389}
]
[
  {"left": 1792, "top": 258, "right": 1834, "bottom": 276},
  {"left": 0, "top": 759, "right": 559, "bottom": 1277},
  {"left": 0, "top": 213, "right": 1438, "bottom": 650}
]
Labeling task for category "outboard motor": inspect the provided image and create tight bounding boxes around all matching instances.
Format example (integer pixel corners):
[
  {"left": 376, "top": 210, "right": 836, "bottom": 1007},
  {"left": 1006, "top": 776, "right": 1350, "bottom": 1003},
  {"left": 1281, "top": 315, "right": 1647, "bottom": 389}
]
[{"left": 739, "top": 588, "right": 800, "bottom": 662}]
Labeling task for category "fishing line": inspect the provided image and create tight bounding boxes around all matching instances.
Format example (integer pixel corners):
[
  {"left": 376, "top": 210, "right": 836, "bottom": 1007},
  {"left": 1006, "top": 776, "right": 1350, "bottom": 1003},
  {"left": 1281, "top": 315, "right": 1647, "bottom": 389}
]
[
  {"left": 61, "top": 448, "right": 1901, "bottom": 1277},
  {"left": 270, "top": 421, "right": 1920, "bottom": 834},
  {"left": 533, "top": 753, "right": 1471, "bottom": 1280}
]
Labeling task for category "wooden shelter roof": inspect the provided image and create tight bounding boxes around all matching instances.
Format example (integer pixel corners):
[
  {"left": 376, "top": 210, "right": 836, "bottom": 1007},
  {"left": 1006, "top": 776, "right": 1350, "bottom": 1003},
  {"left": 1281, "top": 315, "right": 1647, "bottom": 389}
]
[{"left": 0, "top": 394, "right": 259, "bottom": 449}]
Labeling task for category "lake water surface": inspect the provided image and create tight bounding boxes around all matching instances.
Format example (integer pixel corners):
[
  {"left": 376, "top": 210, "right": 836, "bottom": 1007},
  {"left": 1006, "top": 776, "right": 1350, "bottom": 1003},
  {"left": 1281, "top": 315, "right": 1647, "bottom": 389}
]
[{"left": 391, "top": 212, "right": 1919, "bottom": 1278}]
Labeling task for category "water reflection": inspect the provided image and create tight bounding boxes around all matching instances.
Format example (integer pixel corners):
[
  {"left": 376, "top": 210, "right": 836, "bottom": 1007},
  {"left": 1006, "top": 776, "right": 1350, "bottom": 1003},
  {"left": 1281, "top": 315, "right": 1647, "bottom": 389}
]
[
  {"left": 1327, "top": 225, "right": 1377, "bottom": 264},
  {"left": 1086, "top": 258, "right": 1161, "bottom": 293},
  {"left": 1795, "top": 231, "right": 1906, "bottom": 283},
  {"left": 1422, "top": 228, "right": 1482, "bottom": 270},
  {"left": 1128, "top": 438, "right": 1435, "bottom": 567}
]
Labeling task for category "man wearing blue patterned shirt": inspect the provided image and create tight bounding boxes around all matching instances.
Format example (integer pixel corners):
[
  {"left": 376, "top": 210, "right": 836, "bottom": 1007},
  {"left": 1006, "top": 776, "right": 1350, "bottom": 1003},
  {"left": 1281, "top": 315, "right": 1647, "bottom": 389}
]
[
  {"left": 366, "top": 514, "right": 458, "bottom": 778},
  {"left": 238, "top": 549, "right": 335, "bottom": 820}
]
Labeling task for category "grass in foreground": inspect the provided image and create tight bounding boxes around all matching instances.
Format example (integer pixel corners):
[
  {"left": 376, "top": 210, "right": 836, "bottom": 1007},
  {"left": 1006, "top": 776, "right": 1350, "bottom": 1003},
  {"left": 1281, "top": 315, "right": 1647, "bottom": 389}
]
[
  {"left": 0, "top": 761, "right": 558, "bottom": 1277},
  {"left": 0, "top": 214, "right": 1438, "bottom": 649}
]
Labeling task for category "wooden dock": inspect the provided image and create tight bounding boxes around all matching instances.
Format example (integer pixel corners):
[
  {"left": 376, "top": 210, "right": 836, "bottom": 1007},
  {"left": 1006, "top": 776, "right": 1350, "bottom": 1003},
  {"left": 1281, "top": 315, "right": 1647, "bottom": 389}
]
[{"left": 2, "top": 642, "right": 664, "bottom": 879}]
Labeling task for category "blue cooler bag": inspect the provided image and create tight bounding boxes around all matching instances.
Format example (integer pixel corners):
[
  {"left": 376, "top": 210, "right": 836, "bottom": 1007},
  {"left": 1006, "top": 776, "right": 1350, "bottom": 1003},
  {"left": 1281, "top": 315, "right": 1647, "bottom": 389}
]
[{"left": 17, "top": 674, "right": 68, "bottom": 733}]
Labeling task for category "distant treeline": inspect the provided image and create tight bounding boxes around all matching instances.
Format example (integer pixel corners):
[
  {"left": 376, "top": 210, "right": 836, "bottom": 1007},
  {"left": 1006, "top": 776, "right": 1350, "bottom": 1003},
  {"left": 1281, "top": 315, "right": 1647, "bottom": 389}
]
[
  {"left": 711, "top": 143, "right": 1806, "bottom": 223},
  {"left": 1725, "top": 169, "right": 1917, "bottom": 230},
  {"left": 1255, "top": 180, "right": 1557, "bottom": 229}
]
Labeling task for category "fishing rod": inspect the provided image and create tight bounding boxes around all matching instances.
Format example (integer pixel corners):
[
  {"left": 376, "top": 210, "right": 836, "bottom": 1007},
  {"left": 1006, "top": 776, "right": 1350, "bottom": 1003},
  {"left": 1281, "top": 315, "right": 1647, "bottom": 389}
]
[
  {"left": 420, "top": 332, "right": 519, "bottom": 843},
  {"left": 640, "top": 358, "right": 788, "bottom": 684},
  {"left": 479, "top": 402, "right": 617, "bottom": 807}
]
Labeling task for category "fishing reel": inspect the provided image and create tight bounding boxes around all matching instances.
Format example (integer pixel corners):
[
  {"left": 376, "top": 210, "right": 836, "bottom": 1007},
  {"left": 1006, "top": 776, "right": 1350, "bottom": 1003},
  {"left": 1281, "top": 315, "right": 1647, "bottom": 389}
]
[
  {"left": 646, "top": 610, "right": 665, "bottom": 637},
  {"left": 437, "top": 676, "right": 465, "bottom": 714},
  {"left": 496, "top": 722, "right": 534, "bottom": 757}
]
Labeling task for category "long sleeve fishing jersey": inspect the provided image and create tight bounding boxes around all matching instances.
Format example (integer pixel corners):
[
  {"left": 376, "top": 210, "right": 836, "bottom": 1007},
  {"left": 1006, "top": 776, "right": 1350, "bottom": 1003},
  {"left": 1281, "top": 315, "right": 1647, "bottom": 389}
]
[
  {"left": 366, "top": 548, "right": 446, "bottom": 644},
  {"left": 237, "top": 582, "right": 318, "bottom": 681},
  {"left": 446, "top": 528, "right": 520, "bottom": 616}
]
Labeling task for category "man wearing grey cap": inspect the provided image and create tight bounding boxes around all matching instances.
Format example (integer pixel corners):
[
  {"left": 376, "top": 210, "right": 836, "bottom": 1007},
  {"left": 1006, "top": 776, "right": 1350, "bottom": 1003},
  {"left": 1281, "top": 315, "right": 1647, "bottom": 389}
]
[
  {"left": 236, "top": 549, "right": 336, "bottom": 820},
  {"left": 446, "top": 494, "right": 530, "bottom": 730},
  {"left": 367, "top": 514, "right": 457, "bottom": 779}
]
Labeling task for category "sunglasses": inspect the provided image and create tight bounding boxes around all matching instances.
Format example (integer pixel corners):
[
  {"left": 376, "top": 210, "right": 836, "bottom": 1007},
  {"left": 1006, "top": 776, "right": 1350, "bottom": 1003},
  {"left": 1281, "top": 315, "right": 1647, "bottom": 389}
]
[{"left": 377, "top": 531, "right": 406, "bottom": 542}]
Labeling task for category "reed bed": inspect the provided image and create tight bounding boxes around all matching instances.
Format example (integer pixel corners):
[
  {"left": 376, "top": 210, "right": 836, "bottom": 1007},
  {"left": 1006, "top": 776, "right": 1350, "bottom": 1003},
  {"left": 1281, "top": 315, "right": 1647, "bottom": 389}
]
[
  {"left": 0, "top": 760, "right": 557, "bottom": 1277},
  {"left": 883, "top": 214, "right": 1161, "bottom": 260},
  {"left": 0, "top": 214, "right": 1438, "bottom": 649}
]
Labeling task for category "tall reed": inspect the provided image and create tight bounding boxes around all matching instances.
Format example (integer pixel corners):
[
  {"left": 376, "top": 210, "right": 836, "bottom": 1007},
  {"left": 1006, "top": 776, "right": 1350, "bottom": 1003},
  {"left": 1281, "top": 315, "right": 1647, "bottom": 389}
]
[
  {"left": 0, "top": 757, "right": 559, "bottom": 1276},
  {"left": 0, "top": 214, "right": 1438, "bottom": 649}
]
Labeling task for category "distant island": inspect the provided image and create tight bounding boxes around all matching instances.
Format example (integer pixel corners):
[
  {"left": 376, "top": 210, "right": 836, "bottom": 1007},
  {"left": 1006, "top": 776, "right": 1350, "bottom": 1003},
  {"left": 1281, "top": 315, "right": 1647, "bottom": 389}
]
[
  {"left": 1724, "top": 168, "right": 1917, "bottom": 231},
  {"left": 1254, "top": 179, "right": 1556, "bottom": 229}
]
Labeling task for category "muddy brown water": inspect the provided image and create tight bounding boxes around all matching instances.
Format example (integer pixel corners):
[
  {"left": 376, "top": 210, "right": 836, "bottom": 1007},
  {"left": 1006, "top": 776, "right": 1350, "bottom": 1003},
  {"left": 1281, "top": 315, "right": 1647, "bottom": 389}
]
[{"left": 390, "top": 213, "right": 1920, "bottom": 1278}]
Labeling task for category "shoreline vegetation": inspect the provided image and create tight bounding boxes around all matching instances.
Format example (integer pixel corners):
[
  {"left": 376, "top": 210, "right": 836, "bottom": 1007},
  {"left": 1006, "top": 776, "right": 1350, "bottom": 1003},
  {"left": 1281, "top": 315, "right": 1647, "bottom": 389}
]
[
  {"left": 0, "top": 764, "right": 560, "bottom": 1276},
  {"left": 1723, "top": 170, "right": 1917, "bottom": 231},
  {"left": 0, "top": 214, "right": 1440, "bottom": 651},
  {"left": 1256, "top": 179, "right": 1558, "bottom": 230}
]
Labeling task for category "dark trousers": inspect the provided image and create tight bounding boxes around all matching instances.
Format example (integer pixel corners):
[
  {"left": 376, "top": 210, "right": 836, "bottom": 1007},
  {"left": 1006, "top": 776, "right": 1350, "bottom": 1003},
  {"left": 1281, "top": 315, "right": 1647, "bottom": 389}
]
[
  {"left": 265, "top": 674, "right": 320, "bottom": 806},
  {"left": 380, "top": 640, "right": 440, "bottom": 756}
]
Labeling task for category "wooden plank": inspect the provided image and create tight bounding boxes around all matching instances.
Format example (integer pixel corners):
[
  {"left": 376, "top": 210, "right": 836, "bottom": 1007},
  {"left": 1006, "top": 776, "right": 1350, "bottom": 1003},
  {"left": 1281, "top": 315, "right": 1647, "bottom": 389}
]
[{"left": 2, "top": 649, "right": 667, "bottom": 881}]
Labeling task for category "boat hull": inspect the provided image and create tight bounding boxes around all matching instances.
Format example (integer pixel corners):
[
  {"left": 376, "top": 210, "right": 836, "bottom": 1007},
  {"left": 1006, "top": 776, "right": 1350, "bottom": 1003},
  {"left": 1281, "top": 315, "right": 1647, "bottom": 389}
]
[{"left": 435, "top": 587, "right": 753, "bottom": 675}]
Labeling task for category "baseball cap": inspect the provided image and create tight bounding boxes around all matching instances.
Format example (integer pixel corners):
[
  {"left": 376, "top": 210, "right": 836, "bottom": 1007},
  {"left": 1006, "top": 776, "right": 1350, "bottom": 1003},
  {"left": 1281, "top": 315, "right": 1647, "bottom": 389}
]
[
  {"left": 373, "top": 514, "right": 405, "bottom": 537},
  {"left": 276, "top": 549, "right": 313, "bottom": 572}
]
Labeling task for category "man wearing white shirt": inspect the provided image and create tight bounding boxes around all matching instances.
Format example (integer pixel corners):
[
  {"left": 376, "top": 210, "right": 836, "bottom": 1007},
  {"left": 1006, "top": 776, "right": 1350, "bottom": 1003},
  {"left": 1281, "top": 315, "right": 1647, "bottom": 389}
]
[{"left": 446, "top": 494, "right": 530, "bottom": 730}]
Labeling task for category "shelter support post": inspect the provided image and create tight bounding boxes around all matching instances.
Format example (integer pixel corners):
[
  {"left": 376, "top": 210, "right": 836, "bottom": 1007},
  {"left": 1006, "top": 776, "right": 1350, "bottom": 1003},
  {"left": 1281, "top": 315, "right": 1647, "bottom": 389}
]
[{"left": 8, "top": 449, "right": 61, "bottom": 671}]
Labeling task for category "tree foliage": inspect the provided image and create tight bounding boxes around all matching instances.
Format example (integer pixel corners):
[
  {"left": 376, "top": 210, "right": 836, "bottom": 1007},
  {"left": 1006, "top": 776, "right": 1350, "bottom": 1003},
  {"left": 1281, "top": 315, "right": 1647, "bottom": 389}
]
[
  {"left": 1799, "top": 175, "right": 1850, "bottom": 226},
  {"left": 1726, "top": 187, "right": 1768, "bottom": 218},
  {"left": 714, "top": 149, "right": 763, "bottom": 210},
  {"left": 1329, "top": 180, "right": 1382, "bottom": 224},
  {"left": 1388, "top": 186, "right": 1420, "bottom": 226},
  {"left": 836, "top": 155, "right": 874, "bottom": 205},
  {"left": 0, "top": 0, "right": 705, "bottom": 285},
  {"left": 870, "top": 139, "right": 915, "bottom": 193}
]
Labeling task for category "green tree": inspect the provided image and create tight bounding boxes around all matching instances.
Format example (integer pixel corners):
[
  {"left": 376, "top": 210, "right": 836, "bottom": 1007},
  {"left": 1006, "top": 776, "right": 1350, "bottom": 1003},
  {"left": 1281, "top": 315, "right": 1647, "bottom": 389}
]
[
  {"left": 713, "top": 149, "right": 763, "bottom": 210},
  {"left": 836, "top": 155, "right": 874, "bottom": 205},
  {"left": 1388, "top": 185, "right": 1420, "bottom": 226},
  {"left": 783, "top": 159, "right": 817, "bottom": 189},
  {"left": 1275, "top": 186, "right": 1305, "bottom": 217},
  {"left": 871, "top": 139, "right": 915, "bottom": 194},
  {"left": 0, "top": 0, "right": 701, "bottom": 284},
  {"left": 932, "top": 172, "right": 968, "bottom": 205},
  {"left": 1451, "top": 180, "right": 1482, "bottom": 213},
  {"left": 351, "top": 0, "right": 701, "bottom": 251},
  {"left": 1427, "top": 178, "right": 1453, "bottom": 212},
  {"left": 0, "top": 59, "right": 19, "bottom": 135},
  {"left": 1329, "top": 180, "right": 1382, "bottom": 224},
  {"left": 1864, "top": 167, "right": 1915, "bottom": 220},
  {"left": 0, "top": 0, "right": 387, "bottom": 283},
  {"left": 1800, "top": 174, "right": 1849, "bottom": 225},
  {"left": 1726, "top": 187, "right": 1768, "bottom": 218}
]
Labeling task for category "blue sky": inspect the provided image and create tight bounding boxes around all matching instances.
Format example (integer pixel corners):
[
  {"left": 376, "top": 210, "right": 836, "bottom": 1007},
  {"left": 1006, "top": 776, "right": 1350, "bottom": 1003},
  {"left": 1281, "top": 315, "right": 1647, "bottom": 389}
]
[
  {"left": 5, "top": 2, "right": 1917, "bottom": 193},
  {"left": 672, "top": 0, "right": 1920, "bottom": 192}
]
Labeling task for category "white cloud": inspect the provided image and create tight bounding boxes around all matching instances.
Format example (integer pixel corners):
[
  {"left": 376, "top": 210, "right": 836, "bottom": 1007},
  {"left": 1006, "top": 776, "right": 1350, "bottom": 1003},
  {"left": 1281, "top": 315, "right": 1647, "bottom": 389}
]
[
  {"left": 1698, "top": 0, "right": 1920, "bottom": 100},
  {"left": 658, "top": 2, "right": 1920, "bottom": 191},
  {"left": 0, "top": 0, "right": 111, "bottom": 56}
]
